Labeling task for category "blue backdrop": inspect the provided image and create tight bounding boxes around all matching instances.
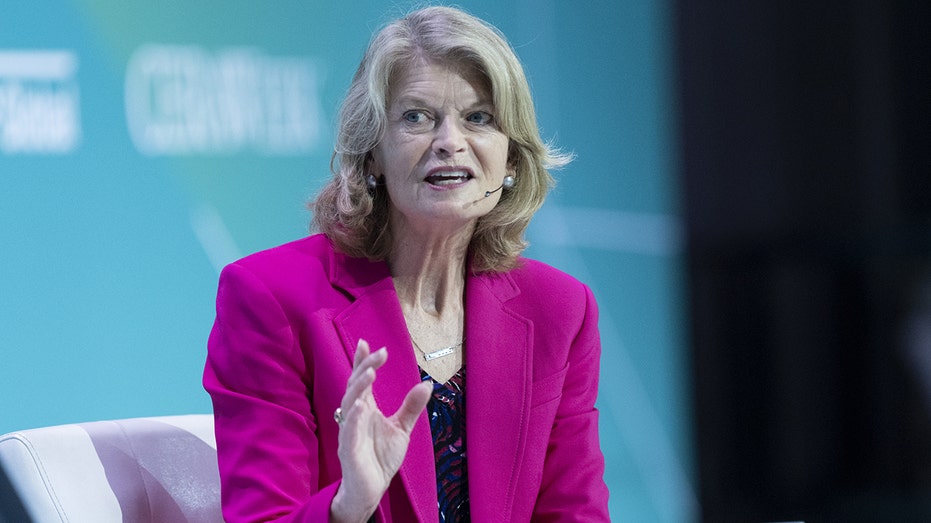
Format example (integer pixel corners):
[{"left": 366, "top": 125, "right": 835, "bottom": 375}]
[{"left": 0, "top": 1, "right": 692, "bottom": 520}]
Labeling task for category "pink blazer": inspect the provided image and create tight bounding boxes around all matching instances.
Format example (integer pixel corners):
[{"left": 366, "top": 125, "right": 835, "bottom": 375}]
[{"left": 204, "top": 234, "right": 609, "bottom": 522}]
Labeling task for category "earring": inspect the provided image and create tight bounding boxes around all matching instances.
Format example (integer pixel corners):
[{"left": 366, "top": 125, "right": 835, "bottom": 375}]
[
  {"left": 484, "top": 174, "right": 517, "bottom": 198},
  {"left": 365, "top": 174, "right": 377, "bottom": 191}
]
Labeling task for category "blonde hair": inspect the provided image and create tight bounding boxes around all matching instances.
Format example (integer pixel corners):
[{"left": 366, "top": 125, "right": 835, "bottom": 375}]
[{"left": 311, "top": 5, "right": 571, "bottom": 272}]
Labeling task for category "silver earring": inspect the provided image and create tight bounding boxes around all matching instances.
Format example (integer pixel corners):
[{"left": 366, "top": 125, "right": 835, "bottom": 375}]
[
  {"left": 502, "top": 174, "right": 515, "bottom": 189},
  {"left": 365, "top": 174, "right": 377, "bottom": 191}
]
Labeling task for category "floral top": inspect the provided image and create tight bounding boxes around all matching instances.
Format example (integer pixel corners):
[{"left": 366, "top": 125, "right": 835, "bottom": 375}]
[{"left": 420, "top": 366, "right": 470, "bottom": 522}]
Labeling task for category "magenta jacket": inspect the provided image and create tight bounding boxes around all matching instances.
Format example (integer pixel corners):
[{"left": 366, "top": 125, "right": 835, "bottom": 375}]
[{"left": 204, "top": 234, "right": 610, "bottom": 522}]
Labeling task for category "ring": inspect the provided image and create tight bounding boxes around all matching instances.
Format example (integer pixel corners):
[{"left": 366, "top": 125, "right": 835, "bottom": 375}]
[{"left": 333, "top": 407, "right": 344, "bottom": 425}]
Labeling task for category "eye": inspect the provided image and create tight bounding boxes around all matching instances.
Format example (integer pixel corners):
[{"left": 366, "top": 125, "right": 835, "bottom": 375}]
[
  {"left": 403, "top": 110, "right": 429, "bottom": 124},
  {"left": 466, "top": 111, "right": 494, "bottom": 125}
]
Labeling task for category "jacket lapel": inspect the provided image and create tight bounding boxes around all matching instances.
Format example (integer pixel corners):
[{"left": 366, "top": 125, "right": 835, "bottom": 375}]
[
  {"left": 329, "top": 248, "right": 438, "bottom": 523},
  {"left": 464, "top": 270, "right": 533, "bottom": 522},
  {"left": 326, "top": 246, "right": 534, "bottom": 522}
]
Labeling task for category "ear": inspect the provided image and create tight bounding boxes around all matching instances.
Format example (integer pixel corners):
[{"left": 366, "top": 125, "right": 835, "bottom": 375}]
[
  {"left": 364, "top": 152, "right": 378, "bottom": 176},
  {"left": 506, "top": 141, "right": 520, "bottom": 172},
  {"left": 505, "top": 160, "right": 518, "bottom": 179}
]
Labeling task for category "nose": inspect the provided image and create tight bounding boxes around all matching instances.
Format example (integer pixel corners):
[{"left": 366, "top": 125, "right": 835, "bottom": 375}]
[{"left": 432, "top": 117, "right": 467, "bottom": 156}]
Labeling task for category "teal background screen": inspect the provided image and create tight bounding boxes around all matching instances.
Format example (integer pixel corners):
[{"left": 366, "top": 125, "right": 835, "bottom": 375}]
[{"left": 0, "top": 1, "right": 692, "bottom": 520}]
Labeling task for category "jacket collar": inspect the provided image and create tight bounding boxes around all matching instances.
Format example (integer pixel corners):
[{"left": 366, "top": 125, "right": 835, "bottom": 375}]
[{"left": 328, "top": 243, "right": 532, "bottom": 522}]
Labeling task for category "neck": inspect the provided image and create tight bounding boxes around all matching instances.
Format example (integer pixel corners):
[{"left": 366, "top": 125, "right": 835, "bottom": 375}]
[
  {"left": 388, "top": 223, "right": 470, "bottom": 381},
  {"left": 389, "top": 230, "right": 470, "bottom": 317}
]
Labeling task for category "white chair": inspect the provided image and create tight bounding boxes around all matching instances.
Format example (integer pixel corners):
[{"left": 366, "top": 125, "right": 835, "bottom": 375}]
[{"left": 0, "top": 415, "right": 221, "bottom": 523}]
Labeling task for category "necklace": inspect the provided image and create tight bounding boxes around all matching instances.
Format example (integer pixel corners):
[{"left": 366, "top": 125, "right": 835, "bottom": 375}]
[{"left": 411, "top": 338, "right": 464, "bottom": 361}]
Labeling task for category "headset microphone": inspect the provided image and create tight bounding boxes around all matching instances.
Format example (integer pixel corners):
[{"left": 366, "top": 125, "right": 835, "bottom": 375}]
[{"left": 484, "top": 175, "right": 515, "bottom": 197}]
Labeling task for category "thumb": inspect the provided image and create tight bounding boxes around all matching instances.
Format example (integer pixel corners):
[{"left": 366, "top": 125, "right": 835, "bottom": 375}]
[{"left": 393, "top": 381, "right": 432, "bottom": 433}]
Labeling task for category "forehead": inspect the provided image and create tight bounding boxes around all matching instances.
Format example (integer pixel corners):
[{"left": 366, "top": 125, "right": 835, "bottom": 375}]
[{"left": 388, "top": 58, "right": 492, "bottom": 104}]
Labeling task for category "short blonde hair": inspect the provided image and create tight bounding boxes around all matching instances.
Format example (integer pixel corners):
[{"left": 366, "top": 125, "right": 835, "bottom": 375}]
[{"left": 311, "top": 5, "right": 571, "bottom": 272}]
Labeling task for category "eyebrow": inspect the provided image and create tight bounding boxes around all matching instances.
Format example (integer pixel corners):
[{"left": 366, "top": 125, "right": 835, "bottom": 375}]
[
  {"left": 390, "top": 95, "right": 495, "bottom": 112},
  {"left": 390, "top": 95, "right": 430, "bottom": 107}
]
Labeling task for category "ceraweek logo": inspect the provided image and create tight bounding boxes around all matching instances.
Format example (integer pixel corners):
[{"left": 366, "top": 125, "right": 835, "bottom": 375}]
[
  {"left": 125, "top": 45, "right": 325, "bottom": 156},
  {"left": 0, "top": 50, "right": 81, "bottom": 155}
]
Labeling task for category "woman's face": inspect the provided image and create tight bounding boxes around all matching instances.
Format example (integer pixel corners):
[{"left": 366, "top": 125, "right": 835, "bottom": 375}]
[{"left": 372, "top": 59, "right": 511, "bottom": 234}]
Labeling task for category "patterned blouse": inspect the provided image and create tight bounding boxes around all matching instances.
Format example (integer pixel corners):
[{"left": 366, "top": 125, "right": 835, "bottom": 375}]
[{"left": 420, "top": 366, "right": 470, "bottom": 522}]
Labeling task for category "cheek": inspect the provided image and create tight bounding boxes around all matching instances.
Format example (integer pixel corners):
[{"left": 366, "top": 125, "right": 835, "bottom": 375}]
[
  {"left": 376, "top": 136, "right": 424, "bottom": 176},
  {"left": 481, "top": 136, "right": 511, "bottom": 170}
]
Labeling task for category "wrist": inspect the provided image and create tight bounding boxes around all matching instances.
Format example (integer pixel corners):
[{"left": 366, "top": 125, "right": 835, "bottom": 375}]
[{"left": 330, "top": 483, "right": 378, "bottom": 523}]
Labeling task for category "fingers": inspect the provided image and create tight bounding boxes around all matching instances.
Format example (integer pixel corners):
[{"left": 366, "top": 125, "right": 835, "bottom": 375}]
[
  {"left": 341, "top": 339, "right": 388, "bottom": 413},
  {"left": 393, "top": 381, "right": 432, "bottom": 433},
  {"left": 352, "top": 339, "right": 388, "bottom": 375},
  {"left": 341, "top": 368, "right": 375, "bottom": 414},
  {"left": 351, "top": 339, "right": 386, "bottom": 377},
  {"left": 341, "top": 339, "right": 431, "bottom": 435},
  {"left": 353, "top": 338, "right": 371, "bottom": 367}
]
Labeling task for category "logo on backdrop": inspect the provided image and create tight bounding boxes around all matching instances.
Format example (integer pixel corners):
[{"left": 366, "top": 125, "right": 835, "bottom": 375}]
[
  {"left": 125, "top": 45, "right": 325, "bottom": 156},
  {"left": 0, "top": 50, "right": 81, "bottom": 155}
]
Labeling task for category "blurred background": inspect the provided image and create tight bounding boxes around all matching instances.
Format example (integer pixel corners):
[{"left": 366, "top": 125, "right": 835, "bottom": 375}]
[{"left": 1, "top": 0, "right": 928, "bottom": 522}]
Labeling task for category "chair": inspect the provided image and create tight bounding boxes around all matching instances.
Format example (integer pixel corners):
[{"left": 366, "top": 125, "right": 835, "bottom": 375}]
[{"left": 0, "top": 415, "right": 221, "bottom": 523}]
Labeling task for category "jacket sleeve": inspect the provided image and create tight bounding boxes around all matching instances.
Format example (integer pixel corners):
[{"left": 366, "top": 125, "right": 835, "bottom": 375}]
[
  {"left": 532, "top": 283, "right": 611, "bottom": 521},
  {"left": 203, "top": 262, "right": 338, "bottom": 523}
]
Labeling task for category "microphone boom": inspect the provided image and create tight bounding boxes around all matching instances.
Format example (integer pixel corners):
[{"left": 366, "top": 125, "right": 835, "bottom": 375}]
[{"left": 484, "top": 183, "right": 505, "bottom": 197}]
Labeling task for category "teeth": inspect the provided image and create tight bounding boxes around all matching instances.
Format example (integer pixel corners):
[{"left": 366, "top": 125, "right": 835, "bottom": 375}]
[{"left": 426, "top": 171, "right": 469, "bottom": 185}]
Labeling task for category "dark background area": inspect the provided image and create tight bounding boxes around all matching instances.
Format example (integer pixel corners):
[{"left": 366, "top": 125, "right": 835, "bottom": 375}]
[{"left": 678, "top": 1, "right": 931, "bottom": 522}]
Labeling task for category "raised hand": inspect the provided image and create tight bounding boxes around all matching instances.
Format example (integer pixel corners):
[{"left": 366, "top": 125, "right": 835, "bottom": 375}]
[{"left": 330, "top": 339, "right": 432, "bottom": 523}]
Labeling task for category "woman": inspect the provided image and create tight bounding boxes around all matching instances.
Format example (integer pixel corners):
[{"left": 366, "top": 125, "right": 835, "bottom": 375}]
[{"left": 204, "top": 6, "right": 610, "bottom": 522}]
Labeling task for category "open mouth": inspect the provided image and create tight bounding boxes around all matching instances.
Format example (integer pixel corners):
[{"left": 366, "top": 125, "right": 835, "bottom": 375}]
[{"left": 425, "top": 170, "right": 472, "bottom": 186}]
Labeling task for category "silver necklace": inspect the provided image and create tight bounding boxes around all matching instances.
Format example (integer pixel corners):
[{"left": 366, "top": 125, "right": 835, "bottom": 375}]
[{"left": 411, "top": 338, "right": 463, "bottom": 361}]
